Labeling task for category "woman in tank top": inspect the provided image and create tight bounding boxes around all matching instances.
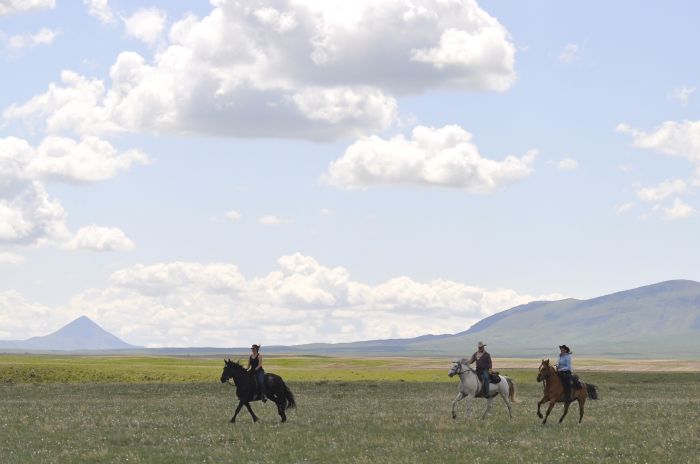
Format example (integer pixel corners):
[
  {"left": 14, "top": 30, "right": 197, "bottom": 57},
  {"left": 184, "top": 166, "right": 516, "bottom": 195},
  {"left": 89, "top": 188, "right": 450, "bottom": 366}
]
[{"left": 247, "top": 344, "right": 266, "bottom": 402}]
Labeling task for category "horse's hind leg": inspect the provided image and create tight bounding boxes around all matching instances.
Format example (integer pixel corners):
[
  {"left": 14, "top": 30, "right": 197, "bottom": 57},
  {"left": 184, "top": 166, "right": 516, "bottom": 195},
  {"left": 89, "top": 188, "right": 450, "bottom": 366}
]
[
  {"left": 243, "top": 402, "right": 258, "bottom": 422},
  {"left": 276, "top": 397, "right": 287, "bottom": 423},
  {"left": 501, "top": 392, "right": 513, "bottom": 419},
  {"left": 230, "top": 401, "right": 244, "bottom": 423},
  {"left": 578, "top": 397, "right": 586, "bottom": 423}
]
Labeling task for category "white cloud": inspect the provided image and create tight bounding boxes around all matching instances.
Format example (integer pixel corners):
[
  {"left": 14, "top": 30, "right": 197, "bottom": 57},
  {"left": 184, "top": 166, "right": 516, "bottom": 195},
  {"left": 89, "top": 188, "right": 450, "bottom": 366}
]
[
  {"left": 617, "top": 121, "right": 700, "bottom": 164},
  {"left": 258, "top": 215, "right": 291, "bottom": 225},
  {"left": 225, "top": 210, "right": 241, "bottom": 221},
  {"left": 0, "top": 290, "right": 55, "bottom": 339},
  {"left": 556, "top": 158, "right": 578, "bottom": 171},
  {"left": 4, "top": 0, "right": 516, "bottom": 140},
  {"left": 670, "top": 86, "right": 695, "bottom": 107},
  {"left": 65, "top": 225, "right": 135, "bottom": 252},
  {"left": 616, "top": 202, "right": 635, "bottom": 214},
  {"left": 123, "top": 8, "right": 167, "bottom": 45},
  {"left": 0, "top": 0, "right": 55, "bottom": 16},
  {"left": 0, "top": 252, "right": 25, "bottom": 264},
  {"left": 2, "top": 253, "right": 563, "bottom": 346},
  {"left": 0, "top": 135, "right": 147, "bottom": 247},
  {"left": 6, "top": 28, "right": 59, "bottom": 50},
  {"left": 84, "top": 0, "right": 114, "bottom": 24},
  {"left": 0, "top": 180, "right": 69, "bottom": 245},
  {"left": 558, "top": 43, "right": 579, "bottom": 64},
  {"left": 320, "top": 208, "right": 334, "bottom": 216},
  {"left": 636, "top": 179, "right": 687, "bottom": 203},
  {"left": 664, "top": 198, "right": 695, "bottom": 220},
  {"left": 322, "top": 125, "right": 536, "bottom": 192}
]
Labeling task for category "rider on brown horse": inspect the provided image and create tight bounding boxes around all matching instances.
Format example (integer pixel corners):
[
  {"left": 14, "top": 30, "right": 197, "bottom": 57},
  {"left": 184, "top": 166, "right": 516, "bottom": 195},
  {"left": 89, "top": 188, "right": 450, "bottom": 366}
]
[{"left": 556, "top": 344, "right": 573, "bottom": 403}]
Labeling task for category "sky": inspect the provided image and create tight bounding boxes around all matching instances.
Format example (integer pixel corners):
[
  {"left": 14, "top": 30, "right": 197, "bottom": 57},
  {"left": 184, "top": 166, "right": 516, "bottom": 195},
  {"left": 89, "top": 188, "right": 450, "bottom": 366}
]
[{"left": 1, "top": 0, "right": 699, "bottom": 348}]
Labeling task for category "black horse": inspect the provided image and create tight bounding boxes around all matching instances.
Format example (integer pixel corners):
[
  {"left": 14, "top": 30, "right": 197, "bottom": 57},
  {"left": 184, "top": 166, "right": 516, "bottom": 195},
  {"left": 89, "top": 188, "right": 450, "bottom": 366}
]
[{"left": 220, "top": 359, "right": 296, "bottom": 423}]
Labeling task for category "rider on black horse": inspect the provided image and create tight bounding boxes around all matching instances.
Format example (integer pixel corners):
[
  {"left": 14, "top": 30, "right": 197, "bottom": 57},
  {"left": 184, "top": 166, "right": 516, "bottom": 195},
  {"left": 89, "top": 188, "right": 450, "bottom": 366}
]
[{"left": 247, "top": 344, "right": 267, "bottom": 402}]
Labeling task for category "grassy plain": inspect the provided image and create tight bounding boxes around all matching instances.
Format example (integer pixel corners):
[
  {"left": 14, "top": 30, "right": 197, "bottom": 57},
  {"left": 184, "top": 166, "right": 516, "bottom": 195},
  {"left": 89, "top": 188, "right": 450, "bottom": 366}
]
[{"left": 0, "top": 355, "right": 698, "bottom": 463}]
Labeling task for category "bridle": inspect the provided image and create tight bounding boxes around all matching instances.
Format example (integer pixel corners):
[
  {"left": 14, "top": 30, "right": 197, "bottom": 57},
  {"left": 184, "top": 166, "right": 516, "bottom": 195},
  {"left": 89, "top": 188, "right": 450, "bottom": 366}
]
[
  {"left": 537, "top": 363, "right": 552, "bottom": 383},
  {"left": 449, "top": 361, "right": 475, "bottom": 377}
]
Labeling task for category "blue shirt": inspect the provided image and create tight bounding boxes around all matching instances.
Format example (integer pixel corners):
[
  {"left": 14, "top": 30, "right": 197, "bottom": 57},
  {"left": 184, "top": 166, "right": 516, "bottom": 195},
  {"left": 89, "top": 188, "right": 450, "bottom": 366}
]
[{"left": 557, "top": 353, "right": 572, "bottom": 372}]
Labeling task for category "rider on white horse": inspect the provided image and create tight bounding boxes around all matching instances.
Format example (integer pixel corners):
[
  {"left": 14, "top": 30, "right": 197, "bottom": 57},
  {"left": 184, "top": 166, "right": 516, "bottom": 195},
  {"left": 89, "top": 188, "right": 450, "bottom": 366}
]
[{"left": 467, "top": 341, "right": 491, "bottom": 397}]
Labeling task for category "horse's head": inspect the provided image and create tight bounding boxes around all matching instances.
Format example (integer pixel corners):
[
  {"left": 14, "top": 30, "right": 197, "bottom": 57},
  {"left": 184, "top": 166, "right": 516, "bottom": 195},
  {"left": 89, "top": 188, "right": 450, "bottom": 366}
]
[
  {"left": 221, "top": 358, "right": 245, "bottom": 384},
  {"left": 448, "top": 359, "right": 471, "bottom": 377},
  {"left": 448, "top": 360, "right": 461, "bottom": 377},
  {"left": 537, "top": 359, "right": 552, "bottom": 383}
]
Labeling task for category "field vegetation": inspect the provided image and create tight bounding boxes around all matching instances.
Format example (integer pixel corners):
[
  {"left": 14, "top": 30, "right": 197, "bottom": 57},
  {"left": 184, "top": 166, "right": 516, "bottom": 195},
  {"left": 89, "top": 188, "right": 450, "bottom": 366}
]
[{"left": 0, "top": 355, "right": 698, "bottom": 463}]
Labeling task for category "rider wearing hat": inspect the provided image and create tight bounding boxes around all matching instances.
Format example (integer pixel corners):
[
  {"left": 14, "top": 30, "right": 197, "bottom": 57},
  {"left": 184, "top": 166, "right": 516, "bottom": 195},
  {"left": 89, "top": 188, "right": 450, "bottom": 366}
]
[
  {"left": 247, "top": 344, "right": 267, "bottom": 402},
  {"left": 556, "top": 344, "right": 573, "bottom": 403},
  {"left": 467, "top": 341, "right": 492, "bottom": 398}
]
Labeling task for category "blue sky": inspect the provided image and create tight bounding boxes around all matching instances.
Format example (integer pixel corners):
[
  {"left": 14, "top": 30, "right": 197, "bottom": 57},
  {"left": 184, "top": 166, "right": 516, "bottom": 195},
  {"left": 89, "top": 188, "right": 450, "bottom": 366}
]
[{"left": 1, "top": 0, "right": 699, "bottom": 347}]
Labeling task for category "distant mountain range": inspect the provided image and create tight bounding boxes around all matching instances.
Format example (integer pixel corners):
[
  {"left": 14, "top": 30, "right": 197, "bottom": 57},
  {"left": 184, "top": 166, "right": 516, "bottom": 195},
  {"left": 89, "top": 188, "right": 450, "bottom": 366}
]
[{"left": 1, "top": 280, "right": 699, "bottom": 358}]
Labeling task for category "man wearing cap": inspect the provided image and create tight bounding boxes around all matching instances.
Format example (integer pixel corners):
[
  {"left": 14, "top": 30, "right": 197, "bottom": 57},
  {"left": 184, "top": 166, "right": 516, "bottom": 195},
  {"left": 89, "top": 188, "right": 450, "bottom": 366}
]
[
  {"left": 467, "top": 341, "right": 492, "bottom": 398},
  {"left": 556, "top": 344, "right": 573, "bottom": 403}
]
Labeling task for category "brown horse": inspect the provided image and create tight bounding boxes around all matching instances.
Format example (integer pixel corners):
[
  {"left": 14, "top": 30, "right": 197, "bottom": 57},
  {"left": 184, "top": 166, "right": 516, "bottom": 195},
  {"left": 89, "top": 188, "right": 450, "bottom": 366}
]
[{"left": 536, "top": 359, "right": 598, "bottom": 424}]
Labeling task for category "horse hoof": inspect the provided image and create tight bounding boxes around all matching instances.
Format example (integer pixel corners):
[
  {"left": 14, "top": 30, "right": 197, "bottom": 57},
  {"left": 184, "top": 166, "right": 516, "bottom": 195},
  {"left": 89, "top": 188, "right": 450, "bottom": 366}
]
[{"left": 229, "top": 419, "right": 235, "bottom": 423}]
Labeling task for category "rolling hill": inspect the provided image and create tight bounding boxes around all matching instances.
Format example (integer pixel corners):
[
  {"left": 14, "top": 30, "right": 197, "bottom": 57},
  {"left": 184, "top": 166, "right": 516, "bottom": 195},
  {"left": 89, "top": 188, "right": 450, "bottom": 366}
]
[{"left": 280, "top": 280, "right": 700, "bottom": 358}]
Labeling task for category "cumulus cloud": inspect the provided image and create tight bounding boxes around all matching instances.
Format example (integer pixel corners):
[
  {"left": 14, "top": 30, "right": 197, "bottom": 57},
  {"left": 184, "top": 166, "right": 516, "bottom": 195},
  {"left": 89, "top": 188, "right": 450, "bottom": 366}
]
[
  {"left": 4, "top": 253, "right": 562, "bottom": 346},
  {"left": 258, "top": 215, "right": 291, "bottom": 225},
  {"left": 670, "top": 86, "right": 695, "bottom": 107},
  {"left": 616, "top": 202, "right": 635, "bottom": 215},
  {"left": 555, "top": 158, "right": 578, "bottom": 171},
  {"left": 0, "top": 251, "right": 25, "bottom": 264},
  {"left": 65, "top": 225, "right": 135, "bottom": 252},
  {"left": 636, "top": 179, "right": 687, "bottom": 203},
  {"left": 123, "top": 8, "right": 167, "bottom": 45},
  {"left": 4, "top": 0, "right": 516, "bottom": 140},
  {"left": 0, "top": 135, "right": 147, "bottom": 247},
  {"left": 664, "top": 198, "right": 695, "bottom": 220},
  {"left": 0, "top": 0, "right": 55, "bottom": 16},
  {"left": 617, "top": 121, "right": 700, "bottom": 164},
  {"left": 558, "top": 43, "right": 579, "bottom": 63},
  {"left": 322, "top": 125, "right": 536, "bottom": 192},
  {"left": 618, "top": 121, "right": 700, "bottom": 219},
  {"left": 5, "top": 28, "right": 59, "bottom": 50},
  {"left": 0, "top": 290, "right": 55, "bottom": 339},
  {"left": 225, "top": 210, "right": 241, "bottom": 221},
  {"left": 84, "top": 0, "right": 114, "bottom": 24}
]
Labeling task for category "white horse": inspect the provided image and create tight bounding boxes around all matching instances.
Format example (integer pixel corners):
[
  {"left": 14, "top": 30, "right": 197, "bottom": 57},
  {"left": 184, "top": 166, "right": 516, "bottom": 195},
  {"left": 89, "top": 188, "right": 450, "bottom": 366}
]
[{"left": 448, "top": 358, "right": 515, "bottom": 420}]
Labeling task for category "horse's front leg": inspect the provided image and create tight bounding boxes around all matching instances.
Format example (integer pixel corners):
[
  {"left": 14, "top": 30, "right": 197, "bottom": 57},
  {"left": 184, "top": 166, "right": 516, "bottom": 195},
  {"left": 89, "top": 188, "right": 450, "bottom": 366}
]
[
  {"left": 536, "top": 396, "right": 547, "bottom": 419},
  {"left": 230, "top": 401, "right": 244, "bottom": 423},
  {"left": 542, "top": 399, "right": 556, "bottom": 425},
  {"left": 480, "top": 396, "right": 494, "bottom": 420},
  {"left": 243, "top": 402, "right": 258, "bottom": 422},
  {"left": 451, "top": 392, "right": 465, "bottom": 419},
  {"left": 558, "top": 400, "right": 571, "bottom": 423}
]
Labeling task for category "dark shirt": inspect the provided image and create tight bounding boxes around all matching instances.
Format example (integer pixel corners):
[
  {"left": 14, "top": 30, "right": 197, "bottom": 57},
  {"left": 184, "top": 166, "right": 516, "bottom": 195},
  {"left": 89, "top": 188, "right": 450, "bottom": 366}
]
[
  {"left": 249, "top": 355, "right": 260, "bottom": 371},
  {"left": 468, "top": 351, "right": 492, "bottom": 372}
]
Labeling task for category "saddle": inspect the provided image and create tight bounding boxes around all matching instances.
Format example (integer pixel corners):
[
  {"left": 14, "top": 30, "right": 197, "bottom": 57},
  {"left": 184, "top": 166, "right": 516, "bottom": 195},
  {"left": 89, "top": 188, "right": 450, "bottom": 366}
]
[{"left": 489, "top": 371, "right": 502, "bottom": 384}]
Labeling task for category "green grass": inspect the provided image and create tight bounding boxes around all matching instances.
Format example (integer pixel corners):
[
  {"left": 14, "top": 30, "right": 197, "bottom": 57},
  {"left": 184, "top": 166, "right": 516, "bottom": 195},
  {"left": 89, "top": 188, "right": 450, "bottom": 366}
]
[{"left": 0, "top": 356, "right": 699, "bottom": 463}]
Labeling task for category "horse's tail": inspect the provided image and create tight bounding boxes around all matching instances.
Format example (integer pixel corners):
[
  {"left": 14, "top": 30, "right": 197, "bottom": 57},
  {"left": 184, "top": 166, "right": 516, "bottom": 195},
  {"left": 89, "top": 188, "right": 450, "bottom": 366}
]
[
  {"left": 282, "top": 381, "right": 296, "bottom": 409},
  {"left": 506, "top": 377, "right": 517, "bottom": 403},
  {"left": 586, "top": 383, "right": 599, "bottom": 400}
]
